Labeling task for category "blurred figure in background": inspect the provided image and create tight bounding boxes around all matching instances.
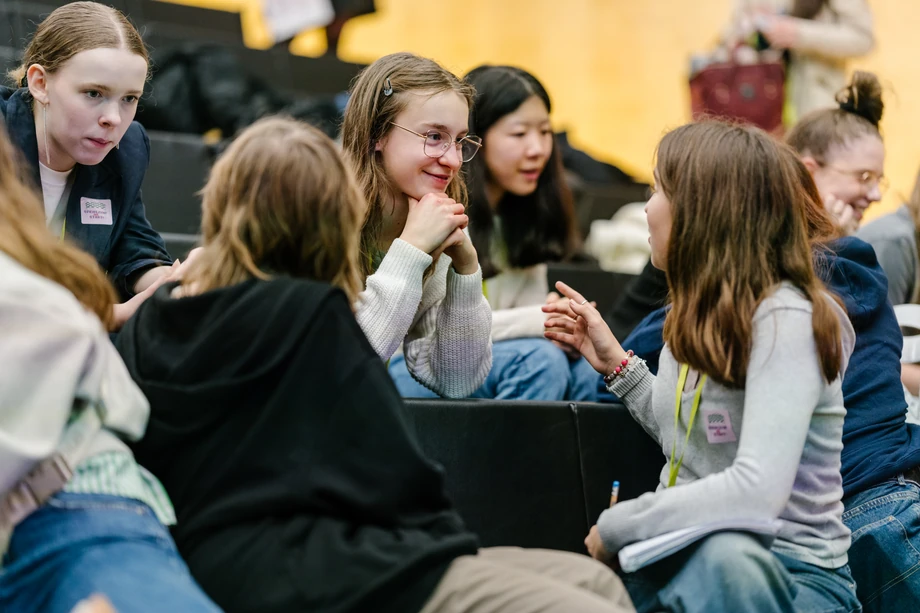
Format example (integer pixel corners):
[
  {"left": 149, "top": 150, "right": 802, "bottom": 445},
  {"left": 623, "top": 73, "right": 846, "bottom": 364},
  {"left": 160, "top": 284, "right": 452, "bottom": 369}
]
[{"left": 724, "top": 0, "right": 874, "bottom": 122}]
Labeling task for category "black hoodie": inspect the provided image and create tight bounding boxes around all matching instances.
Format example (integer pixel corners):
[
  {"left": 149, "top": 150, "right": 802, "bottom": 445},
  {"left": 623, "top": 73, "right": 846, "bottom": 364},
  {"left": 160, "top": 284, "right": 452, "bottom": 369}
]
[{"left": 117, "top": 278, "right": 478, "bottom": 613}]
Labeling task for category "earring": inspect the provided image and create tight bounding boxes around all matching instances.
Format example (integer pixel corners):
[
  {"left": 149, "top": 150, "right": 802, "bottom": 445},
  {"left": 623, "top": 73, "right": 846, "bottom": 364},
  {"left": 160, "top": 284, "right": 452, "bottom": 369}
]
[{"left": 42, "top": 103, "right": 51, "bottom": 167}]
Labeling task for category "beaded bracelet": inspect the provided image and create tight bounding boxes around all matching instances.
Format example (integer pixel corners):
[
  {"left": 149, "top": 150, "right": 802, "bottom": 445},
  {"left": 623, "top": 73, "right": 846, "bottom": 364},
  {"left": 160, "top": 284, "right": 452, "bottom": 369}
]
[{"left": 603, "top": 350, "right": 636, "bottom": 386}]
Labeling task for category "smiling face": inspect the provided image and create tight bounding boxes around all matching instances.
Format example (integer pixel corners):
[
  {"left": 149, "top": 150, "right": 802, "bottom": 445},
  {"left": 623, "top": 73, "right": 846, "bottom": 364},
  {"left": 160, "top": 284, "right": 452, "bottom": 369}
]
[
  {"left": 807, "top": 134, "right": 886, "bottom": 222},
  {"left": 29, "top": 47, "right": 147, "bottom": 171},
  {"left": 375, "top": 90, "right": 470, "bottom": 201},
  {"left": 482, "top": 95, "right": 553, "bottom": 204}
]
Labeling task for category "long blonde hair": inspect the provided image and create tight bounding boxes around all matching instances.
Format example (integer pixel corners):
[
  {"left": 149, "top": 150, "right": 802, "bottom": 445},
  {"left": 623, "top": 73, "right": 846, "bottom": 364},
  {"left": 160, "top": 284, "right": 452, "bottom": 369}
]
[
  {"left": 8, "top": 1, "right": 148, "bottom": 87},
  {"left": 0, "top": 122, "right": 116, "bottom": 326},
  {"left": 659, "top": 121, "right": 843, "bottom": 387},
  {"left": 341, "top": 52, "right": 474, "bottom": 278},
  {"left": 181, "top": 116, "right": 367, "bottom": 303}
]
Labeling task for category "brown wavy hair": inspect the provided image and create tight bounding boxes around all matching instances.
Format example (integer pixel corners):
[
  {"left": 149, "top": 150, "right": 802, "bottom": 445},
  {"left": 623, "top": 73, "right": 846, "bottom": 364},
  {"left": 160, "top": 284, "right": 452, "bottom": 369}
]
[
  {"left": 341, "top": 52, "right": 474, "bottom": 278},
  {"left": 0, "top": 122, "right": 115, "bottom": 326},
  {"left": 8, "top": 1, "right": 148, "bottom": 88},
  {"left": 180, "top": 116, "right": 366, "bottom": 303},
  {"left": 659, "top": 121, "right": 843, "bottom": 388}
]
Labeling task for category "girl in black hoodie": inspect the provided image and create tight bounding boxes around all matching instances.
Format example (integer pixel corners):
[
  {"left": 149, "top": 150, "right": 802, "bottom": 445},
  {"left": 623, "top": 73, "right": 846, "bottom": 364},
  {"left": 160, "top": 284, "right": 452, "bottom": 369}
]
[{"left": 117, "top": 116, "right": 633, "bottom": 613}]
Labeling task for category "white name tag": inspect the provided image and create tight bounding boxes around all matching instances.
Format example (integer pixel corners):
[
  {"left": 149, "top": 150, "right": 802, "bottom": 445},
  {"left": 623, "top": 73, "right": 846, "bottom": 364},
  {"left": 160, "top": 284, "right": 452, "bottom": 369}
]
[{"left": 80, "top": 197, "right": 113, "bottom": 225}]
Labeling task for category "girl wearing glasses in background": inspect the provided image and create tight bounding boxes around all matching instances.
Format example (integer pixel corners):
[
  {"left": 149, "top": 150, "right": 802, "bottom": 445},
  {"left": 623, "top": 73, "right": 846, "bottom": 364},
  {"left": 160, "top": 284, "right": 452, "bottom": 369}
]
[
  {"left": 342, "top": 52, "right": 492, "bottom": 399},
  {"left": 786, "top": 71, "right": 887, "bottom": 236}
]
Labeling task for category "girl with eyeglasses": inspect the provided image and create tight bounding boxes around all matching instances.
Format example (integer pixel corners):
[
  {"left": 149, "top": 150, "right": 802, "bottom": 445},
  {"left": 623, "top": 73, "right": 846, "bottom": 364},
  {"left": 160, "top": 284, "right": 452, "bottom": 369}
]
[
  {"left": 391, "top": 64, "right": 595, "bottom": 400},
  {"left": 786, "top": 71, "right": 887, "bottom": 236},
  {"left": 341, "top": 52, "right": 492, "bottom": 398}
]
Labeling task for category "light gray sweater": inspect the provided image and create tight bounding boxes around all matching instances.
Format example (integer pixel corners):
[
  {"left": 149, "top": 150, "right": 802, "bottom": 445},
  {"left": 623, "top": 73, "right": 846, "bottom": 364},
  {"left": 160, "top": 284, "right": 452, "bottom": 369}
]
[
  {"left": 602, "top": 284, "right": 856, "bottom": 569},
  {"left": 856, "top": 205, "right": 918, "bottom": 306}
]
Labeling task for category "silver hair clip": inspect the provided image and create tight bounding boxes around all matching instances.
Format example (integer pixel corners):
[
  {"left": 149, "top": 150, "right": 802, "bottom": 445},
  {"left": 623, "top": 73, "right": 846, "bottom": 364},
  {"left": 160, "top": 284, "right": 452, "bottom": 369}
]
[{"left": 383, "top": 77, "right": 393, "bottom": 97}]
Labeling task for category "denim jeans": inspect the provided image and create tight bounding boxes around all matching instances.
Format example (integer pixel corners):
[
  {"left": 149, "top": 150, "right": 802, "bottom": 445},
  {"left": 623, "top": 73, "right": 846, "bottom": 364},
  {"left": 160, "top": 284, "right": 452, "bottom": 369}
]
[
  {"left": 843, "top": 474, "right": 920, "bottom": 612},
  {"left": 389, "top": 338, "right": 599, "bottom": 401},
  {"left": 0, "top": 493, "right": 221, "bottom": 613},
  {"left": 619, "top": 532, "right": 861, "bottom": 613}
]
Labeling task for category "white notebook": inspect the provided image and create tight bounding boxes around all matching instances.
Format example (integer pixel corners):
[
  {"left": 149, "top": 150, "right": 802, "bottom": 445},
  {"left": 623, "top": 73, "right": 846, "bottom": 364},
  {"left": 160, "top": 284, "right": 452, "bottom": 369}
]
[{"left": 617, "top": 518, "right": 783, "bottom": 573}]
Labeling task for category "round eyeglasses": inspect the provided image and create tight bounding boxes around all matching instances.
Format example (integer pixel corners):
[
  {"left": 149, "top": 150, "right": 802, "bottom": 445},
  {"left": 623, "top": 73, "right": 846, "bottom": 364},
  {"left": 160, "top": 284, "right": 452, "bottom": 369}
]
[
  {"left": 390, "top": 122, "right": 482, "bottom": 163},
  {"left": 822, "top": 164, "right": 889, "bottom": 195}
]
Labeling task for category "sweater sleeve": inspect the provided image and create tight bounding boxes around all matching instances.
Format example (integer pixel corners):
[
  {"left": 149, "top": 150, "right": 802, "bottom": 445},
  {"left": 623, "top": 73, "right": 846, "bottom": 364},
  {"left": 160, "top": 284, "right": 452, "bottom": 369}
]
[
  {"left": 491, "top": 305, "right": 547, "bottom": 342},
  {"left": 354, "top": 238, "right": 433, "bottom": 361},
  {"left": 403, "top": 256, "right": 493, "bottom": 398},
  {"left": 597, "top": 305, "right": 838, "bottom": 554},
  {"left": 794, "top": 0, "right": 875, "bottom": 59},
  {"left": 0, "top": 294, "right": 95, "bottom": 493},
  {"left": 608, "top": 359, "right": 660, "bottom": 442},
  {"left": 868, "top": 236, "right": 916, "bottom": 306}
]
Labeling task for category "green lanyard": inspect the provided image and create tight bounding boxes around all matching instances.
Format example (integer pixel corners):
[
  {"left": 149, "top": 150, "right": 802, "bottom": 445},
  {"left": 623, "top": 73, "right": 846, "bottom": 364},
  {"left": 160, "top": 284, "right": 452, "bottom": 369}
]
[{"left": 668, "top": 364, "right": 707, "bottom": 487}]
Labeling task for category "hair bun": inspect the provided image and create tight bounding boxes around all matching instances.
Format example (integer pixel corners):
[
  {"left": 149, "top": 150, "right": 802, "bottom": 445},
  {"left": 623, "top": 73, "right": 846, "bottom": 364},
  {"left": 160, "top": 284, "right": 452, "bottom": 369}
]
[{"left": 836, "top": 71, "right": 884, "bottom": 128}]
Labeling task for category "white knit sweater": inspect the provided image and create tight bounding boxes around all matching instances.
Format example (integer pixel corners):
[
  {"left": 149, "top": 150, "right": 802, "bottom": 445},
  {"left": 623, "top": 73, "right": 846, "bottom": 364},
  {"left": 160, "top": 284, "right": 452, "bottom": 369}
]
[
  {"left": 355, "top": 238, "right": 493, "bottom": 398},
  {"left": 484, "top": 263, "right": 549, "bottom": 342}
]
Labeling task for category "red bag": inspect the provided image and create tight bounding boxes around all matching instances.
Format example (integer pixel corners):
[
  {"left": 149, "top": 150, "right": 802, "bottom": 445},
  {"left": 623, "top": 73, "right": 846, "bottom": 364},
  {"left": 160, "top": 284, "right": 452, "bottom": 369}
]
[{"left": 689, "top": 61, "right": 785, "bottom": 133}]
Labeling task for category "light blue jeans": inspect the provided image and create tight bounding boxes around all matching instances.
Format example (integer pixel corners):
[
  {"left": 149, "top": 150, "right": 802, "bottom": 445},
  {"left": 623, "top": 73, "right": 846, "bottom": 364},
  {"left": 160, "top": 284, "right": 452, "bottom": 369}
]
[
  {"left": 389, "top": 338, "right": 600, "bottom": 401},
  {"left": 0, "top": 493, "right": 221, "bottom": 613},
  {"left": 843, "top": 474, "right": 920, "bottom": 612},
  {"left": 619, "top": 532, "right": 861, "bottom": 613}
]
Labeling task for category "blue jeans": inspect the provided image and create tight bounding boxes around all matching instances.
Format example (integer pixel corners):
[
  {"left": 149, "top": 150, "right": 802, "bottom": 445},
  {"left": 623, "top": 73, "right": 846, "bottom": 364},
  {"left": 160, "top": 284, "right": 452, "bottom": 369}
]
[
  {"left": 843, "top": 474, "right": 920, "bottom": 612},
  {"left": 389, "top": 338, "right": 600, "bottom": 401},
  {"left": 619, "top": 532, "right": 861, "bottom": 613},
  {"left": 0, "top": 493, "right": 221, "bottom": 613}
]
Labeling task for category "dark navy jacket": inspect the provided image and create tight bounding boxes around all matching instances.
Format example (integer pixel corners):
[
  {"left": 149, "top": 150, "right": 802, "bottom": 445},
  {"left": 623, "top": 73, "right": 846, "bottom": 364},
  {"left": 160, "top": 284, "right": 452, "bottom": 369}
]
[
  {"left": 0, "top": 87, "right": 171, "bottom": 297},
  {"left": 616, "top": 237, "right": 920, "bottom": 499}
]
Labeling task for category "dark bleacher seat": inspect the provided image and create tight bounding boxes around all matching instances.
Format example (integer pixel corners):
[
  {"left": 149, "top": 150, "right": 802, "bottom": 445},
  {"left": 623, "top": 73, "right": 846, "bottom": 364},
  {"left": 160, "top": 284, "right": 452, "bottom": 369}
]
[
  {"left": 142, "top": 130, "right": 212, "bottom": 235},
  {"left": 132, "top": 0, "right": 243, "bottom": 45},
  {"left": 574, "top": 402, "right": 662, "bottom": 526},
  {"left": 575, "top": 181, "right": 650, "bottom": 239},
  {"left": 0, "top": 2, "right": 54, "bottom": 49},
  {"left": 160, "top": 232, "right": 200, "bottom": 260},
  {"left": 38, "top": 0, "right": 242, "bottom": 45},
  {"left": 546, "top": 263, "right": 636, "bottom": 317},
  {"left": 403, "top": 399, "right": 660, "bottom": 553},
  {"left": 0, "top": 45, "right": 20, "bottom": 80}
]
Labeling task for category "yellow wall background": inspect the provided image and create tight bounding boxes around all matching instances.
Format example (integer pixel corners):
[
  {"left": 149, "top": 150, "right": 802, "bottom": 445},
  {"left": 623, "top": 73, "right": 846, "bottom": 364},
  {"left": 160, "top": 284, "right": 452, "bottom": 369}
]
[{"left": 164, "top": 0, "right": 918, "bottom": 220}]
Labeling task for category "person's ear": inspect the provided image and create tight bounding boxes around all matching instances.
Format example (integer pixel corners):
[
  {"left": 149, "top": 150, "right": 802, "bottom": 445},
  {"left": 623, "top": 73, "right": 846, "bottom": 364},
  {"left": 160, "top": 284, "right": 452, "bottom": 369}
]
[
  {"left": 26, "top": 64, "right": 50, "bottom": 106},
  {"left": 800, "top": 156, "right": 821, "bottom": 174}
]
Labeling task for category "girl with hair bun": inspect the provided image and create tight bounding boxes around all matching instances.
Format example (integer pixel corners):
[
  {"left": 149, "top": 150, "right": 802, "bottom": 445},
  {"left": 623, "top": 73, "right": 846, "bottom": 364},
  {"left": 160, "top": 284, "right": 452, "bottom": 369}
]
[{"left": 787, "top": 70, "right": 887, "bottom": 235}]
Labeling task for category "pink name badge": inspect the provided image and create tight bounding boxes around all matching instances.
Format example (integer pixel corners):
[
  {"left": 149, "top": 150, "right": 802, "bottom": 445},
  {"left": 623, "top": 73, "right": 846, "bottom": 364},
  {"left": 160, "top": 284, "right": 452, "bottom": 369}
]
[
  {"left": 80, "top": 197, "right": 113, "bottom": 225},
  {"left": 702, "top": 408, "right": 737, "bottom": 444}
]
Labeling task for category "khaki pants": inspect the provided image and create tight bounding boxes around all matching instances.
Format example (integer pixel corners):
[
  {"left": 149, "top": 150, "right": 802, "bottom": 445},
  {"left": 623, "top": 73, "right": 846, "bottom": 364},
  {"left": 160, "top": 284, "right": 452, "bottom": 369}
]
[{"left": 419, "top": 547, "right": 635, "bottom": 613}]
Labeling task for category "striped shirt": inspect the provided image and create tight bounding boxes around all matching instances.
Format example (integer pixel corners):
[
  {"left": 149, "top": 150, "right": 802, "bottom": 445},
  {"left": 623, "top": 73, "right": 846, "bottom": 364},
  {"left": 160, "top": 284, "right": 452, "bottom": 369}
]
[{"left": 64, "top": 451, "right": 176, "bottom": 525}]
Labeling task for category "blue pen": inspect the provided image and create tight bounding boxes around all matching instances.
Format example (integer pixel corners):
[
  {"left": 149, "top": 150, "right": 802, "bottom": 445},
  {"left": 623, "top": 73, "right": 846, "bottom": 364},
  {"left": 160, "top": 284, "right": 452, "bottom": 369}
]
[{"left": 609, "top": 480, "right": 620, "bottom": 508}]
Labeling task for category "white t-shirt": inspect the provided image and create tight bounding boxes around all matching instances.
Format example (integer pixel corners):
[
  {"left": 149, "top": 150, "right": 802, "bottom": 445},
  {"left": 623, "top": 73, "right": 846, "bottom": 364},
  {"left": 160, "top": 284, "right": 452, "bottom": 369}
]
[{"left": 39, "top": 162, "right": 73, "bottom": 224}]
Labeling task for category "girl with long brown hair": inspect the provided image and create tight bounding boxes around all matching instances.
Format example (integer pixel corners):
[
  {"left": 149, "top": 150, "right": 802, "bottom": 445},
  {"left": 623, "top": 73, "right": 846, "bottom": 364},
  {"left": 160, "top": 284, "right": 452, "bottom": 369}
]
[
  {"left": 0, "top": 117, "right": 218, "bottom": 611},
  {"left": 341, "top": 52, "right": 492, "bottom": 399},
  {"left": 545, "top": 121, "right": 859, "bottom": 612}
]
